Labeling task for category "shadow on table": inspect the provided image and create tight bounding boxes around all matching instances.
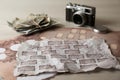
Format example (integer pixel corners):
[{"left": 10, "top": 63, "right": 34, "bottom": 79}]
[
  {"left": 57, "top": 68, "right": 119, "bottom": 75},
  {"left": 95, "top": 18, "right": 116, "bottom": 26}
]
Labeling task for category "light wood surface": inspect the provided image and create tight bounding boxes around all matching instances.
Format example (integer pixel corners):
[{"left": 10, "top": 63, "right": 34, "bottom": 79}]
[{"left": 0, "top": 0, "right": 120, "bottom": 80}]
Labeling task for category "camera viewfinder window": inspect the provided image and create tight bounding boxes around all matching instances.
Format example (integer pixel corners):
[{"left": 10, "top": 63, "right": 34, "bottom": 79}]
[{"left": 85, "top": 9, "right": 90, "bottom": 13}]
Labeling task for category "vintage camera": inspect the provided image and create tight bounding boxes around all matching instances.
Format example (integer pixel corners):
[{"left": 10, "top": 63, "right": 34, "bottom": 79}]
[{"left": 66, "top": 3, "right": 96, "bottom": 27}]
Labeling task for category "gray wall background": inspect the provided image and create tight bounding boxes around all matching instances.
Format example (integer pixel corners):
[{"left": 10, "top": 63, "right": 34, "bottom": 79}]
[
  {"left": 0, "top": 0, "right": 120, "bottom": 80},
  {"left": 0, "top": 0, "right": 120, "bottom": 30},
  {"left": 0, "top": 0, "right": 120, "bottom": 38}
]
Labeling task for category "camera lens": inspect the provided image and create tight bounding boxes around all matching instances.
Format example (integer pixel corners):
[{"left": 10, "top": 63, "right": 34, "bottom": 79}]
[
  {"left": 73, "top": 15, "right": 83, "bottom": 24},
  {"left": 73, "top": 11, "right": 86, "bottom": 26}
]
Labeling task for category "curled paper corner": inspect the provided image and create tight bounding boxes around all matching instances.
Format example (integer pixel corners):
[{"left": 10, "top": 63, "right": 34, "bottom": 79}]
[
  {"left": 115, "top": 65, "right": 120, "bottom": 69},
  {"left": 17, "top": 73, "right": 56, "bottom": 80},
  {"left": 97, "top": 58, "right": 120, "bottom": 69},
  {"left": 64, "top": 62, "right": 80, "bottom": 73}
]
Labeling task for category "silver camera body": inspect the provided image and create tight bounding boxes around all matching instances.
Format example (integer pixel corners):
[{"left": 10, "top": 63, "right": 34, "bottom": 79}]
[{"left": 66, "top": 3, "right": 96, "bottom": 27}]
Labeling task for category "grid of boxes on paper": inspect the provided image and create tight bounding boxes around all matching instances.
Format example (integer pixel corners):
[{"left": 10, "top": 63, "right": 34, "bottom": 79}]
[{"left": 14, "top": 38, "right": 120, "bottom": 77}]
